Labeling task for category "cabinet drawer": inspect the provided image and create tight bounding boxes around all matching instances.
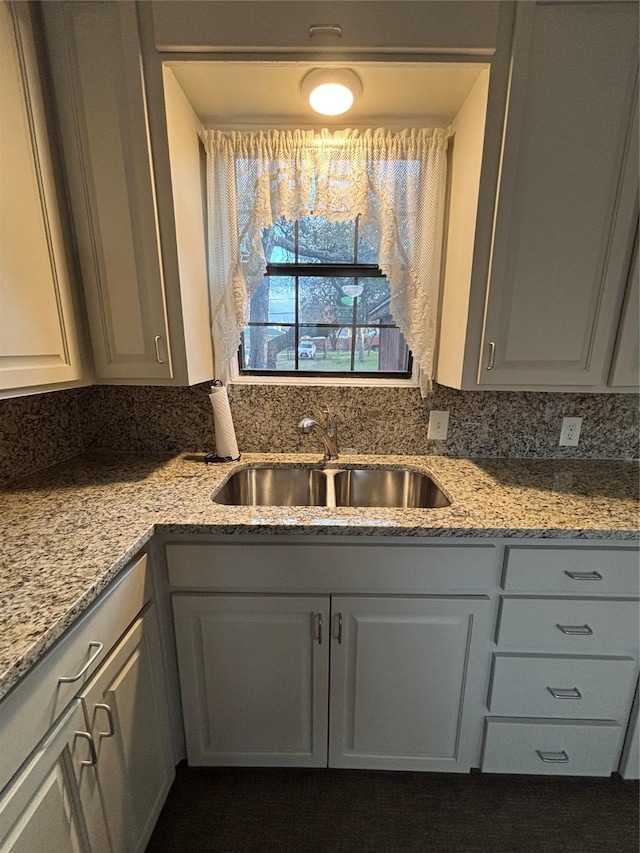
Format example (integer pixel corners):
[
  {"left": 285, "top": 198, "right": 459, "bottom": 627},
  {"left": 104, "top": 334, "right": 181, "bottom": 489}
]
[
  {"left": 166, "top": 542, "right": 499, "bottom": 592},
  {"left": 502, "top": 546, "right": 640, "bottom": 595},
  {"left": 482, "top": 718, "right": 624, "bottom": 776},
  {"left": 0, "top": 554, "right": 150, "bottom": 791},
  {"left": 496, "top": 597, "right": 640, "bottom": 654},
  {"left": 488, "top": 653, "right": 638, "bottom": 720}
]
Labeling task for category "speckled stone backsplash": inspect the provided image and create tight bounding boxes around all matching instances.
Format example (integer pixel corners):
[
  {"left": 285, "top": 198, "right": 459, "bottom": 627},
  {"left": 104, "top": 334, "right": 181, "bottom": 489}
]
[
  {"left": 0, "top": 390, "right": 85, "bottom": 485},
  {"left": 0, "top": 383, "right": 637, "bottom": 484},
  {"left": 225, "top": 385, "right": 639, "bottom": 459}
]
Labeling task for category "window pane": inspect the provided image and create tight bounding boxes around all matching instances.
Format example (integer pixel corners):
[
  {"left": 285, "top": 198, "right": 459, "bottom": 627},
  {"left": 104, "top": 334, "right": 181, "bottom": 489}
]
[
  {"left": 262, "top": 219, "right": 296, "bottom": 263},
  {"left": 357, "top": 232, "right": 379, "bottom": 264},
  {"left": 298, "top": 276, "right": 391, "bottom": 325},
  {"left": 299, "top": 277, "right": 342, "bottom": 325},
  {"left": 298, "top": 326, "right": 349, "bottom": 372},
  {"left": 241, "top": 325, "right": 294, "bottom": 371},
  {"left": 248, "top": 276, "right": 295, "bottom": 324},
  {"left": 376, "top": 326, "right": 410, "bottom": 372},
  {"left": 297, "top": 216, "right": 355, "bottom": 263},
  {"left": 353, "top": 277, "right": 392, "bottom": 323}
]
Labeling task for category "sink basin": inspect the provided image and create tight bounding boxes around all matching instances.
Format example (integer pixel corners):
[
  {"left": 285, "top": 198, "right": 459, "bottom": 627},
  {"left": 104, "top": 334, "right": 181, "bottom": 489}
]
[
  {"left": 333, "top": 468, "right": 450, "bottom": 509},
  {"left": 213, "top": 467, "right": 327, "bottom": 507},
  {"left": 213, "top": 465, "right": 450, "bottom": 509}
]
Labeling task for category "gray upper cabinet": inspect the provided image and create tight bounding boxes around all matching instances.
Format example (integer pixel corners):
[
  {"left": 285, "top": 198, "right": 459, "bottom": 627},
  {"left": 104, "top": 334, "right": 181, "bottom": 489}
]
[
  {"left": 150, "top": 1, "right": 502, "bottom": 54},
  {"left": 43, "top": 1, "right": 173, "bottom": 382},
  {"left": 42, "top": 1, "right": 214, "bottom": 386},
  {"left": 437, "top": 1, "right": 639, "bottom": 392},
  {"left": 477, "top": 1, "right": 638, "bottom": 389},
  {"left": 0, "top": 0, "right": 85, "bottom": 396}
]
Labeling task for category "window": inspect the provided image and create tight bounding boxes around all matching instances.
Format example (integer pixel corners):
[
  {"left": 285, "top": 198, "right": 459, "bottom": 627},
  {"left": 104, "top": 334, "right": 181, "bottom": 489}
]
[
  {"left": 239, "top": 216, "right": 412, "bottom": 377},
  {"left": 204, "top": 127, "right": 450, "bottom": 393}
]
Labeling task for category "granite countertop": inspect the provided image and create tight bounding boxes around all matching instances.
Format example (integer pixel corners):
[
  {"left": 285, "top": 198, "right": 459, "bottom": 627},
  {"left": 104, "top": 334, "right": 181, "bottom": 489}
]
[{"left": 1, "top": 451, "right": 638, "bottom": 701}]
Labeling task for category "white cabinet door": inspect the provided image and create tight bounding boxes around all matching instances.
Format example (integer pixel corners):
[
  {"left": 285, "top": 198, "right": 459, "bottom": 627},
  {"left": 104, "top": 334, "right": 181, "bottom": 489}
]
[
  {"left": 478, "top": 1, "right": 638, "bottom": 387},
  {"left": 0, "top": 0, "right": 84, "bottom": 395},
  {"left": 328, "top": 596, "right": 492, "bottom": 772},
  {"left": 42, "top": 1, "right": 172, "bottom": 381},
  {"left": 0, "top": 701, "right": 109, "bottom": 853},
  {"left": 79, "top": 604, "right": 174, "bottom": 853},
  {"left": 172, "top": 594, "right": 330, "bottom": 767}
]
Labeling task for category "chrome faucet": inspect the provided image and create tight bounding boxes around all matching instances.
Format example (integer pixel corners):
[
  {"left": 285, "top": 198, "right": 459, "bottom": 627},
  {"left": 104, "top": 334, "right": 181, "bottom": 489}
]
[{"left": 298, "top": 407, "right": 339, "bottom": 461}]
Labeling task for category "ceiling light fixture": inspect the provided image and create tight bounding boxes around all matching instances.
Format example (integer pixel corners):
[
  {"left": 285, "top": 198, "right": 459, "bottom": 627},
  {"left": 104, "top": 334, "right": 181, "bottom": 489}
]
[{"left": 300, "top": 68, "right": 363, "bottom": 116}]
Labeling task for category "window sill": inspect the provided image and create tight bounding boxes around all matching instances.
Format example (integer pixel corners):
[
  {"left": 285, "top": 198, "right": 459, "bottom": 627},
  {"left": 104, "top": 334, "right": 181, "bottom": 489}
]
[{"left": 229, "top": 373, "right": 419, "bottom": 390}]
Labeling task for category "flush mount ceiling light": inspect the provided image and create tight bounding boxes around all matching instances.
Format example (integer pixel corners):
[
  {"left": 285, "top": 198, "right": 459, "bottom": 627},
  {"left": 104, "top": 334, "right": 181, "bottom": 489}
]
[{"left": 300, "top": 68, "right": 363, "bottom": 116}]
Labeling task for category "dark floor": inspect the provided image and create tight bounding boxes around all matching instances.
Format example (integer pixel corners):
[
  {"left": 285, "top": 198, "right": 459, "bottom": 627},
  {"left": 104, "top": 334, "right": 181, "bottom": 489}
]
[{"left": 146, "top": 764, "right": 639, "bottom": 853}]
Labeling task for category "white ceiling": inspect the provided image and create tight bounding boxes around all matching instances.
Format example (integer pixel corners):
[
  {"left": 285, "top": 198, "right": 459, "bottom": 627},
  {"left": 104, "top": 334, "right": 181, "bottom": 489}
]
[{"left": 166, "top": 61, "right": 486, "bottom": 128}]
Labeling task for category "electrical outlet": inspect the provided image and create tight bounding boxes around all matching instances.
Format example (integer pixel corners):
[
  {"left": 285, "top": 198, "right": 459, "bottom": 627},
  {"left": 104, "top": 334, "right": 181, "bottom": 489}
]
[
  {"left": 559, "top": 416, "right": 583, "bottom": 446},
  {"left": 427, "top": 410, "right": 449, "bottom": 440}
]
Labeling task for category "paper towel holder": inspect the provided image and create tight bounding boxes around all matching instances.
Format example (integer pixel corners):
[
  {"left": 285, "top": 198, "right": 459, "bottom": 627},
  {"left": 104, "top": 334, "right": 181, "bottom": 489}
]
[
  {"left": 206, "top": 379, "right": 241, "bottom": 463},
  {"left": 204, "top": 452, "right": 241, "bottom": 464}
]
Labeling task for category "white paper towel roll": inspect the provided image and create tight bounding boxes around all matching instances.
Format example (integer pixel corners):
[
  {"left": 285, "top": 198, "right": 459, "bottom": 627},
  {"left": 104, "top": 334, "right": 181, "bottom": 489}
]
[{"left": 209, "top": 385, "right": 240, "bottom": 460}]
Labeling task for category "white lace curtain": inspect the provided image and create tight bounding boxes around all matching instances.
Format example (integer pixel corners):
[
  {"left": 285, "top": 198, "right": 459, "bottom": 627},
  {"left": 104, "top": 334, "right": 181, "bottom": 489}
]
[{"left": 202, "top": 127, "right": 451, "bottom": 394}]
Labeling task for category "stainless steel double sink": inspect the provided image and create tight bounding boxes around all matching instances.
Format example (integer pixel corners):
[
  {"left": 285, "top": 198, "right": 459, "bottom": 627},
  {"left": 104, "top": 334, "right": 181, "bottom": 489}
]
[{"left": 212, "top": 465, "right": 451, "bottom": 509}]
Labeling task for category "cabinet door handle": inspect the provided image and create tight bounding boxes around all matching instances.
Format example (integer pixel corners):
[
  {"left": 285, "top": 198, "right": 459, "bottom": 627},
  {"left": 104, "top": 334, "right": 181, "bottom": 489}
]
[
  {"left": 486, "top": 341, "right": 496, "bottom": 370},
  {"left": 58, "top": 641, "right": 103, "bottom": 683},
  {"left": 74, "top": 730, "right": 98, "bottom": 767},
  {"left": 556, "top": 623, "right": 593, "bottom": 635},
  {"left": 315, "top": 613, "right": 323, "bottom": 645},
  {"left": 335, "top": 612, "right": 343, "bottom": 644},
  {"left": 154, "top": 335, "right": 164, "bottom": 364},
  {"left": 564, "top": 571, "right": 603, "bottom": 581},
  {"left": 94, "top": 703, "right": 115, "bottom": 737},
  {"left": 547, "top": 687, "right": 582, "bottom": 700},
  {"left": 536, "top": 750, "right": 569, "bottom": 764}
]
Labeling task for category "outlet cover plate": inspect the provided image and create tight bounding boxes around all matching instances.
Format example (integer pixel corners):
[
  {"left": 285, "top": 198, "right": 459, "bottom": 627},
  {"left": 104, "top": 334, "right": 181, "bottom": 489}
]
[
  {"left": 428, "top": 410, "right": 449, "bottom": 440},
  {"left": 559, "top": 416, "right": 583, "bottom": 446}
]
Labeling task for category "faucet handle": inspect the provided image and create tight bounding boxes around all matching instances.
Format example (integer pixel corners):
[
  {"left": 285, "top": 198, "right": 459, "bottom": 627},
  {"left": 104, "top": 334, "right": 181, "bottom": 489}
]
[{"left": 315, "top": 404, "right": 338, "bottom": 426}]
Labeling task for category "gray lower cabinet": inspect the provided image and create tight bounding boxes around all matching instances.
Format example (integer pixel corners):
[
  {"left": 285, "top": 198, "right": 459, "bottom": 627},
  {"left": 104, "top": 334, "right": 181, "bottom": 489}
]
[
  {"left": 78, "top": 605, "right": 175, "bottom": 853},
  {"left": 481, "top": 545, "right": 640, "bottom": 776},
  {"left": 172, "top": 595, "right": 331, "bottom": 768},
  {"left": 0, "top": 557, "right": 174, "bottom": 853},
  {"left": 328, "top": 596, "right": 491, "bottom": 772},
  {"left": 172, "top": 593, "right": 492, "bottom": 773},
  {"left": 167, "top": 538, "right": 640, "bottom": 778},
  {"left": 0, "top": 701, "right": 109, "bottom": 853}
]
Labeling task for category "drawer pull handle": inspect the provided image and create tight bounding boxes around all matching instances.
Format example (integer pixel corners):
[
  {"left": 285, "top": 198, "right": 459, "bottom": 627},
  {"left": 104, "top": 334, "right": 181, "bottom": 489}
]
[
  {"left": 59, "top": 641, "right": 104, "bottom": 683},
  {"left": 309, "top": 24, "right": 342, "bottom": 38},
  {"left": 536, "top": 749, "right": 569, "bottom": 764},
  {"left": 94, "top": 703, "right": 115, "bottom": 737},
  {"left": 564, "top": 571, "right": 603, "bottom": 581},
  {"left": 547, "top": 686, "right": 582, "bottom": 700},
  {"left": 557, "top": 624, "right": 593, "bottom": 635},
  {"left": 74, "top": 730, "right": 98, "bottom": 767}
]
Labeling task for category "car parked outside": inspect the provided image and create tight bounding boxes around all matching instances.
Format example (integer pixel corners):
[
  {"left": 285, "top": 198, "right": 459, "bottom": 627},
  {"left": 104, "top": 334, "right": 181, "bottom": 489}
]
[{"left": 298, "top": 340, "right": 317, "bottom": 359}]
